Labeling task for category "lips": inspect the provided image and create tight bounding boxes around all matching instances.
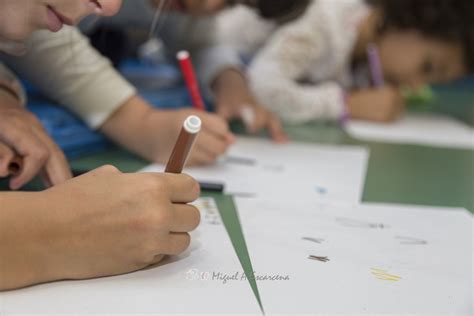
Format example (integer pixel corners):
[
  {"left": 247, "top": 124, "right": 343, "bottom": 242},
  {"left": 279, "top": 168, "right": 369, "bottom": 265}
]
[
  {"left": 46, "top": 6, "right": 75, "bottom": 32},
  {"left": 46, "top": 6, "right": 63, "bottom": 32}
]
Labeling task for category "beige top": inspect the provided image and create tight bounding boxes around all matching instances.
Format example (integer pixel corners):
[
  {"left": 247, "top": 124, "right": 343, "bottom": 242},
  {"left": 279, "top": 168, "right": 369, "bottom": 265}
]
[{"left": 0, "top": 26, "right": 136, "bottom": 129}]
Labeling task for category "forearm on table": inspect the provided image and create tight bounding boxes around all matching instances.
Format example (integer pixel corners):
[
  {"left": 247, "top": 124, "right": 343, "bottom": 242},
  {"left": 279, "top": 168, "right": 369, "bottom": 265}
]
[
  {"left": 0, "top": 192, "right": 52, "bottom": 291},
  {"left": 99, "top": 94, "right": 156, "bottom": 159}
]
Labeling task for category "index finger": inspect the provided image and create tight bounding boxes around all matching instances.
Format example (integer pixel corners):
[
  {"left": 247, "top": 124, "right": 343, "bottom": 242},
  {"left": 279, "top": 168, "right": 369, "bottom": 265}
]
[
  {"left": 35, "top": 129, "right": 72, "bottom": 186},
  {"left": 201, "top": 113, "right": 235, "bottom": 144},
  {"left": 143, "top": 172, "right": 200, "bottom": 203}
]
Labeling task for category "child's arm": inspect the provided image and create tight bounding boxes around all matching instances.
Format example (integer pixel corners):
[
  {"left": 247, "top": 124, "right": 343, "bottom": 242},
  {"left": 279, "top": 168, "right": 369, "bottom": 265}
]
[
  {"left": 248, "top": 1, "right": 405, "bottom": 124},
  {"left": 160, "top": 13, "right": 286, "bottom": 141},
  {"left": 99, "top": 94, "right": 235, "bottom": 166},
  {"left": 247, "top": 12, "right": 347, "bottom": 124},
  {"left": 212, "top": 68, "right": 288, "bottom": 142},
  {"left": 3, "top": 27, "right": 233, "bottom": 166}
]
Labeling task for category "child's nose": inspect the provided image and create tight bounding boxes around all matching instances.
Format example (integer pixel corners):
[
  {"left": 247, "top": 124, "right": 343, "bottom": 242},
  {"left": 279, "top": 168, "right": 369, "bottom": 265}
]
[{"left": 96, "top": 0, "right": 123, "bottom": 16}]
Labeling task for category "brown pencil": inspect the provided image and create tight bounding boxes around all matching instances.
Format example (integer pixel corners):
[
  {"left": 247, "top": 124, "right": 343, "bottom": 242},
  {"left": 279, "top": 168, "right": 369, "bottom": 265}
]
[{"left": 165, "top": 116, "right": 202, "bottom": 174}]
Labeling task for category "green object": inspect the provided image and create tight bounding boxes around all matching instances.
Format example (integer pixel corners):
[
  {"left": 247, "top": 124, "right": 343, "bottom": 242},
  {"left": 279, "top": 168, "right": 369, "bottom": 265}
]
[
  {"left": 206, "top": 193, "right": 264, "bottom": 313},
  {"left": 404, "top": 85, "right": 436, "bottom": 110}
]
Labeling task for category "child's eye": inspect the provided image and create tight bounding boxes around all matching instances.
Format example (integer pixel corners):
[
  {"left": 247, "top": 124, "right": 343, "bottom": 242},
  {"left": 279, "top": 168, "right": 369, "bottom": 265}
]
[{"left": 421, "top": 59, "right": 434, "bottom": 75}]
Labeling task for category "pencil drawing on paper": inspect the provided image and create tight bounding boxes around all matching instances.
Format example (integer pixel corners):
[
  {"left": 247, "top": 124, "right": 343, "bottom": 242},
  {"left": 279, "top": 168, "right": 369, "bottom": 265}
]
[
  {"left": 302, "top": 237, "right": 325, "bottom": 244},
  {"left": 396, "top": 236, "right": 428, "bottom": 245},
  {"left": 315, "top": 186, "right": 328, "bottom": 195},
  {"left": 371, "top": 268, "right": 402, "bottom": 282},
  {"left": 225, "top": 156, "right": 256, "bottom": 166},
  {"left": 308, "top": 255, "right": 330, "bottom": 263},
  {"left": 336, "top": 217, "right": 389, "bottom": 229},
  {"left": 195, "top": 198, "right": 222, "bottom": 226}
]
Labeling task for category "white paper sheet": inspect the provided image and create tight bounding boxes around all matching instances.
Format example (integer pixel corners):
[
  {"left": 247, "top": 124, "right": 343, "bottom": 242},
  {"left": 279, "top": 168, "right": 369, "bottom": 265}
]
[
  {"left": 236, "top": 198, "right": 473, "bottom": 315},
  {"left": 345, "top": 113, "right": 474, "bottom": 149},
  {"left": 142, "top": 137, "right": 369, "bottom": 203},
  {"left": 0, "top": 198, "right": 260, "bottom": 315}
]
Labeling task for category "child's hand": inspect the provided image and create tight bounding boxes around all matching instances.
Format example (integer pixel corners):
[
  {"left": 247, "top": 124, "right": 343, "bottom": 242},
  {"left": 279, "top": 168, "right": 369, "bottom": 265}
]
[
  {"left": 100, "top": 96, "right": 235, "bottom": 166},
  {"left": 0, "top": 90, "right": 72, "bottom": 189},
  {"left": 146, "top": 108, "right": 236, "bottom": 166},
  {"left": 347, "top": 86, "right": 405, "bottom": 122},
  {"left": 214, "top": 69, "right": 289, "bottom": 143},
  {"left": 0, "top": 165, "right": 200, "bottom": 290}
]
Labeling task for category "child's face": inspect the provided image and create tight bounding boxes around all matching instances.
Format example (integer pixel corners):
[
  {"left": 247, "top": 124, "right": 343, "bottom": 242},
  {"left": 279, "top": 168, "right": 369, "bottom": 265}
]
[
  {"left": 0, "top": 0, "right": 122, "bottom": 41},
  {"left": 378, "top": 31, "right": 467, "bottom": 89}
]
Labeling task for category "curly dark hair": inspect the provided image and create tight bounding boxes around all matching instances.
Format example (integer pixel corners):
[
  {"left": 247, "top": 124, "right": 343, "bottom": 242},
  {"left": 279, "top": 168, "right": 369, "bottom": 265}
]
[
  {"left": 369, "top": 0, "right": 474, "bottom": 72},
  {"left": 255, "top": 0, "right": 310, "bottom": 22}
]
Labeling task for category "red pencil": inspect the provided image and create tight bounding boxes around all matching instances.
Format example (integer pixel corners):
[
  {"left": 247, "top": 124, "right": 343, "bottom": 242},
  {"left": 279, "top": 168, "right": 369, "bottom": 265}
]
[{"left": 177, "top": 50, "right": 206, "bottom": 111}]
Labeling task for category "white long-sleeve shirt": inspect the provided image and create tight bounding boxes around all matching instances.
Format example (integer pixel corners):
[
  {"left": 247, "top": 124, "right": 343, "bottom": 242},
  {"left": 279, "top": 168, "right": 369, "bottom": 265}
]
[
  {"left": 0, "top": 26, "right": 136, "bottom": 129},
  {"left": 248, "top": 0, "right": 370, "bottom": 123}
]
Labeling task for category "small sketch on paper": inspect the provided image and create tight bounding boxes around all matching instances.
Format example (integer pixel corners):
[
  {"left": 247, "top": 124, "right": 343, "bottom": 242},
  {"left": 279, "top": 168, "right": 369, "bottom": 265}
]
[
  {"left": 371, "top": 268, "right": 402, "bottom": 282},
  {"left": 396, "top": 236, "right": 428, "bottom": 245},
  {"left": 225, "top": 156, "right": 257, "bottom": 166},
  {"left": 315, "top": 186, "right": 328, "bottom": 195},
  {"left": 308, "top": 255, "right": 330, "bottom": 263},
  {"left": 302, "top": 237, "right": 325, "bottom": 244},
  {"left": 262, "top": 164, "right": 285, "bottom": 172},
  {"left": 336, "top": 217, "right": 389, "bottom": 229},
  {"left": 193, "top": 198, "right": 222, "bottom": 225}
]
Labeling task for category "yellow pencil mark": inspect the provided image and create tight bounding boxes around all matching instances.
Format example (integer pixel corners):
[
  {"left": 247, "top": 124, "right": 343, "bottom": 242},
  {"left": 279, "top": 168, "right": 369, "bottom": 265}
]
[{"left": 371, "top": 268, "right": 402, "bottom": 282}]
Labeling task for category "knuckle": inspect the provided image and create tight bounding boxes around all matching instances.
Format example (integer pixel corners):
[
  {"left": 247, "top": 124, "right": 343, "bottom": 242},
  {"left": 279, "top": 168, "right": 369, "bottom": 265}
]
[
  {"left": 33, "top": 146, "right": 50, "bottom": 163},
  {"left": 101, "top": 164, "right": 120, "bottom": 173},
  {"left": 143, "top": 175, "right": 168, "bottom": 197}
]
